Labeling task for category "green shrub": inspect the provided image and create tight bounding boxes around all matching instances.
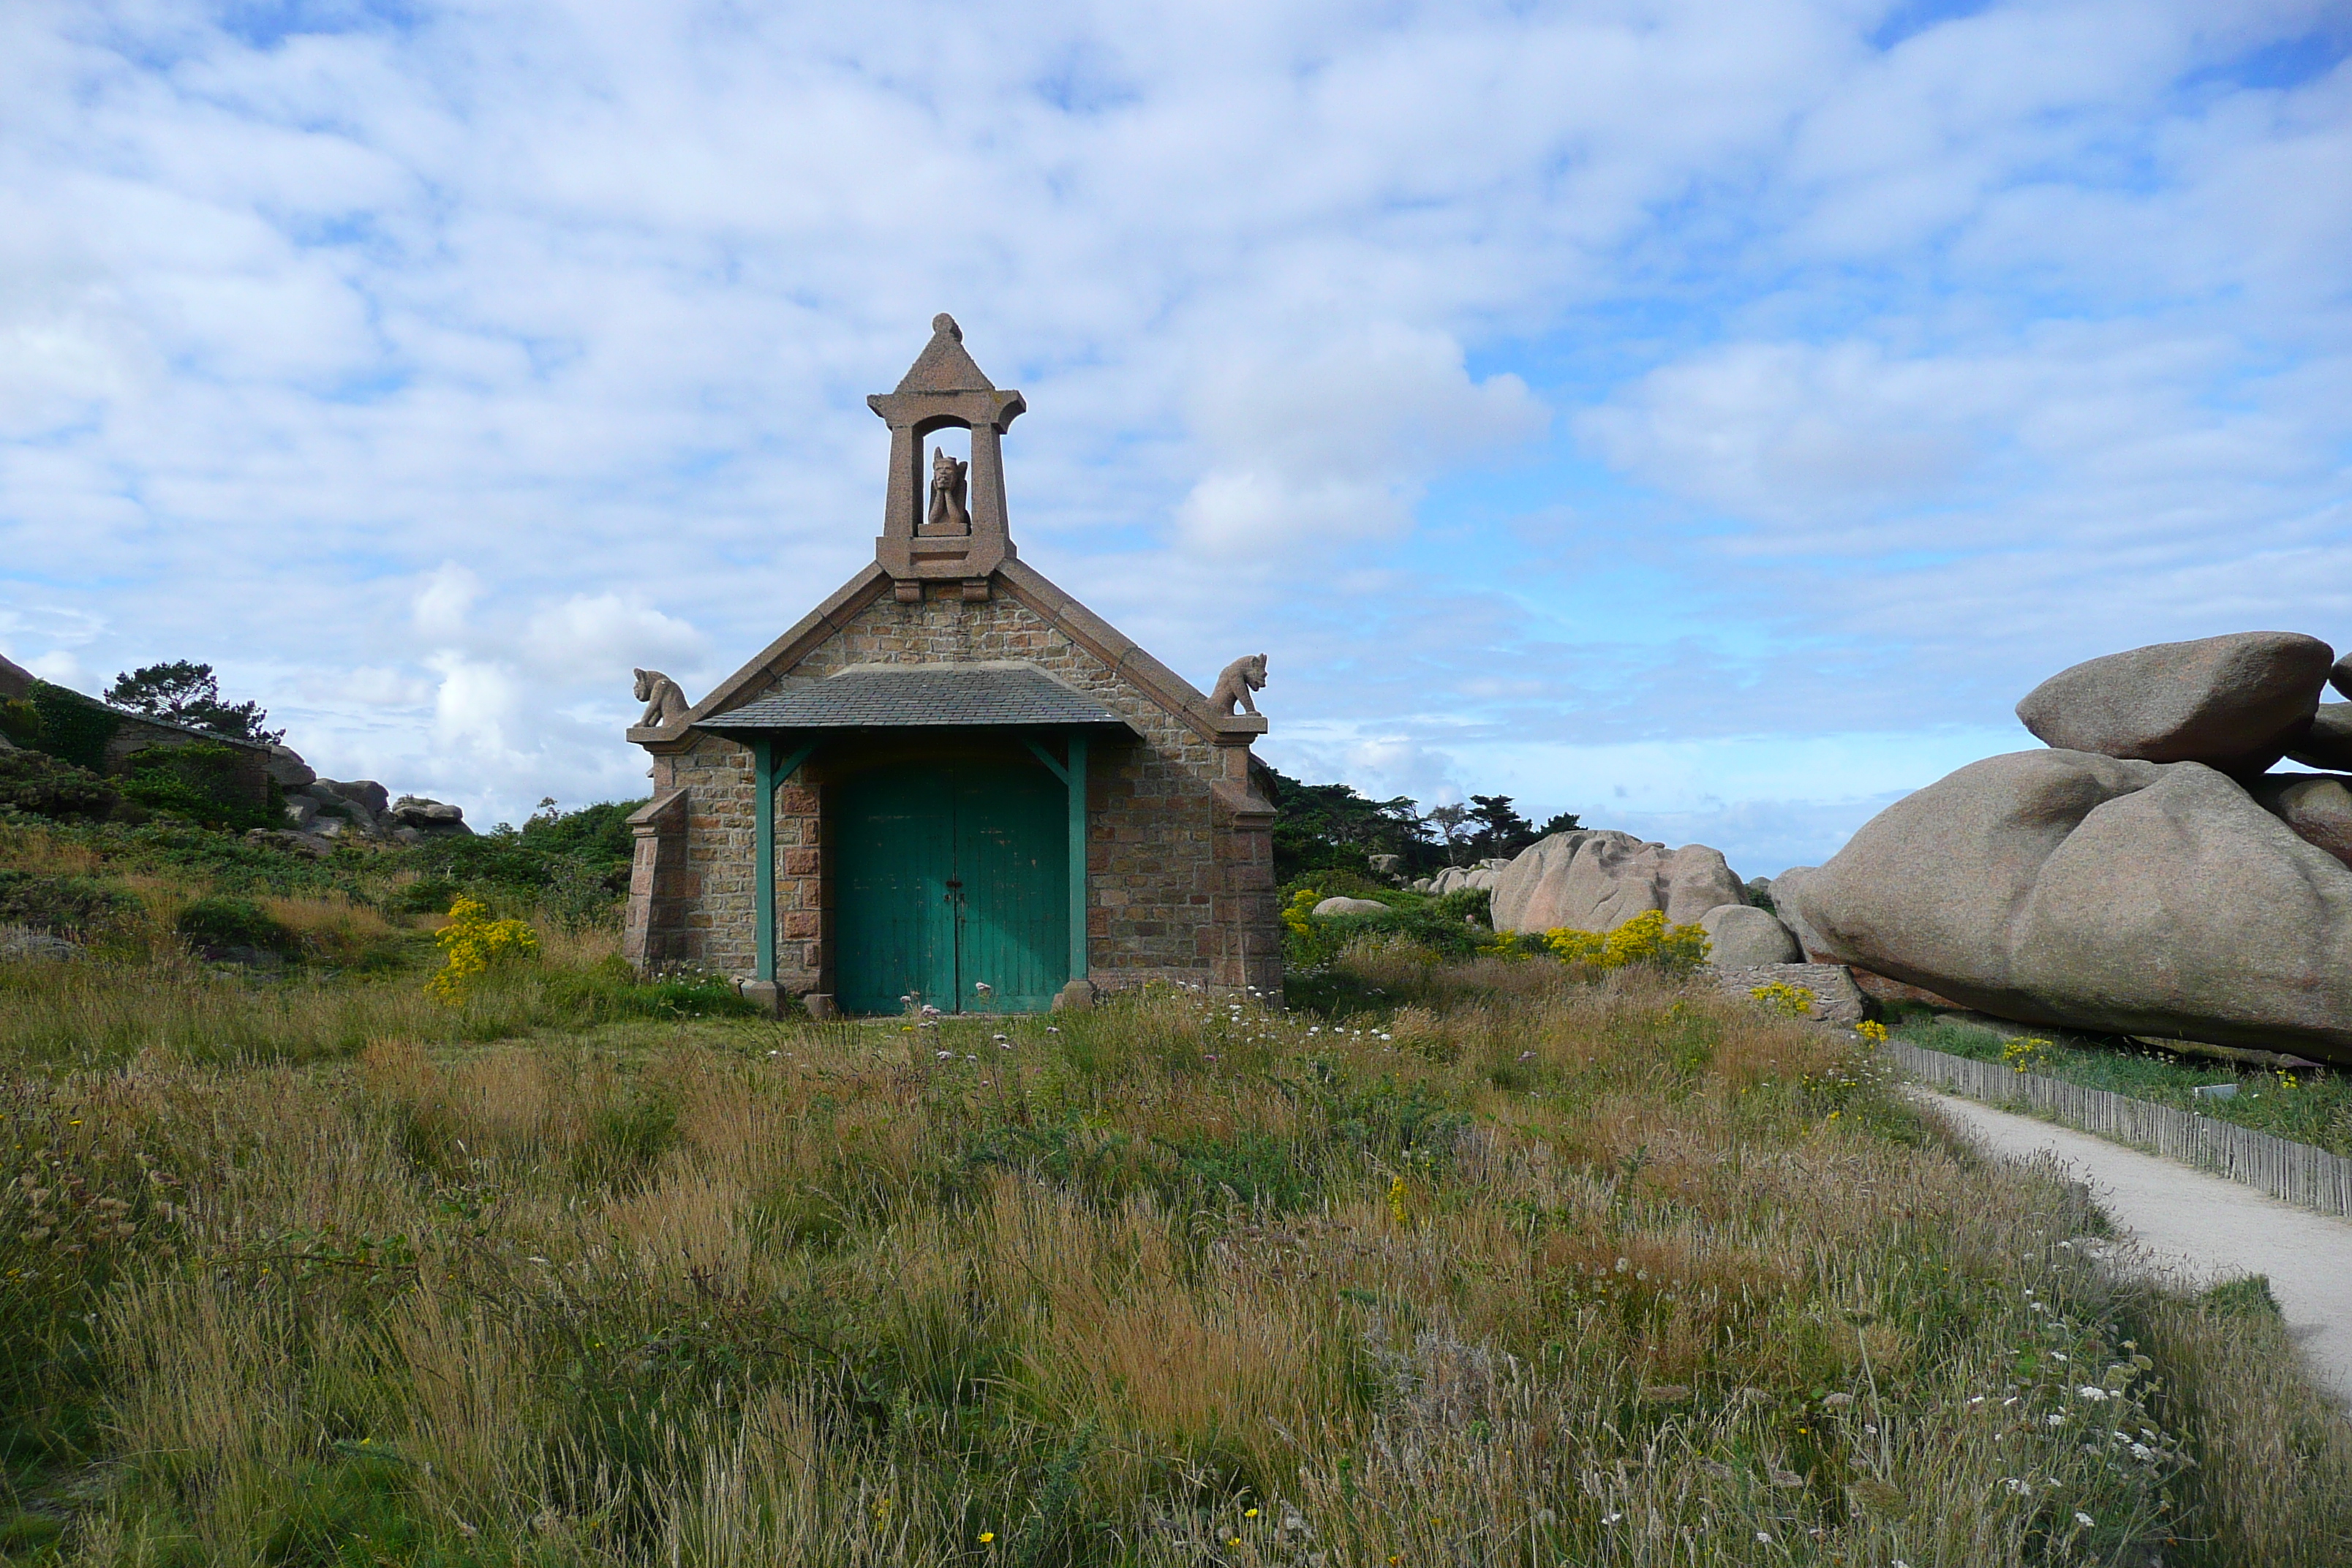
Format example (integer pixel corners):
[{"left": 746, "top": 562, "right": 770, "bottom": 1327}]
[
  {"left": 84, "top": 818, "right": 360, "bottom": 900},
  {"left": 175, "top": 895, "right": 300, "bottom": 959},
  {"left": 1282, "top": 889, "right": 1490, "bottom": 967},
  {"left": 1433, "top": 885, "right": 1491, "bottom": 926},
  {"left": 118, "top": 742, "right": 274, "bottom": 832},
  {"left": 25, "top": 682, "right": 121, "bottom": 771},
  {"left": 0, "top": 698, "right": 41, "bottom": 747},
  {"left": 2200, "top": 1274, "right": 2283, "bottom": 1319},
  {"left": 0, "top": 870, "right": 139, "bottom": 937},
  {"left": 397, "top": 875, "right": 460, "bottom": 913},
  {"left": 540, "top": 957, "right": 764, "bottom": 1022},
  {"left": 521, "top": 797, "right": 641, "bottom": 862},
  {"left": 391, "top": 801, "right": 643, "bottom": 932},
  {"left": 1281, "top": 867, "right": 1390, "bottom": 902},
  {"left": 0, "top": 749, "right": 118, "bottom": 821}
]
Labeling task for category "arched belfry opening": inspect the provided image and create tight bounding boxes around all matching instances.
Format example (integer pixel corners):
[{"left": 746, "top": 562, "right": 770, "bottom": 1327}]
[
  {"left": 871, "top": 314, "right": 1025, "bottom": 602},
  {"left": 622, "top": 315, "right": 1280, "bottom": 1017}
]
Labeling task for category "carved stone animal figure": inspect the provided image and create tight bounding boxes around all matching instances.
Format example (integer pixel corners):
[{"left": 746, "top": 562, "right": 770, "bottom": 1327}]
[
  {"left": 633, "top": 668, "right": 691, "bottom": 730},
  {"left": 1210, "top": 654, "right": 1268, "bottom": 717},
  {"left": 924, "top": 447, "right": 970, "bottom": 534}
]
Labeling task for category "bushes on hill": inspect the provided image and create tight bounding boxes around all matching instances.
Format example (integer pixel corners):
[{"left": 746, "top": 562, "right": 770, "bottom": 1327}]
[
  {"left": 1281, "top": 884, "right": 1493, "bottom": 965},
  {"left": 24, "top": 682, "right": 121, "bottom": 771},
  {"left": 0, "top": 870, "right": 138, "bottom": 938},
  {"left": 399, "top": 799, "right": 645, "bottom": 930},
  {"left": 118, "top": 742, "right": 278, "bottom": 832},
  {"left": 1, "top": 729, "right": 276, "bottom": 834},
  {"left": 0, "top": 750, "right": 118, "bottom": 821},
  {"left": 0, "top": 698, "right": 41, "bottom": 748},
  {"left": 173, "top": 895, "right": 301, "bottom": 960}
]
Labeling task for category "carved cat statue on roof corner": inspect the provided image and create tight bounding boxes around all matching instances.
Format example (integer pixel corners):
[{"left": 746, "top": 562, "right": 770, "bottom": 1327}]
[
  {"left": 633, "top": 669, "right": 690, "bottom": 731},
  {"left": 1211, "top": 654, "right": 1268, "bottom": 717}
]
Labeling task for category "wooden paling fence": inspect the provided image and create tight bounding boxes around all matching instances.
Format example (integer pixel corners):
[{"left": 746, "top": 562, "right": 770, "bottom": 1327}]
[{"left": 1885, "top": 1039, "right": 2352, "bottom": 1218}]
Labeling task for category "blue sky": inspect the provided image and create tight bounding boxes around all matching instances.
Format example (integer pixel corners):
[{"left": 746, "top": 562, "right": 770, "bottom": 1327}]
[{"left": 2, "top": 0, "right": 2347, "bottom": 876}]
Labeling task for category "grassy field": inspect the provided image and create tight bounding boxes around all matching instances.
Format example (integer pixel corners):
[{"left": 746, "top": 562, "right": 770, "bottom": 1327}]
[
  {"left": 3, "top": 816, "right": 2351, "bottom": 1564},
  {"left": 1891, "top": 1012, "right": 2352, "bottom": 1160}
]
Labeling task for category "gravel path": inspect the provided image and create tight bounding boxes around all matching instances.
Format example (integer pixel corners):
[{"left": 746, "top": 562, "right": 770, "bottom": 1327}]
[{"left": 1914, "top": 1087, "right": 2352, "bottom": 1406}]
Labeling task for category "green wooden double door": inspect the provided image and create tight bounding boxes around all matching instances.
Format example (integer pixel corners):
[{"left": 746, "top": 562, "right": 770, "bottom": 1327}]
[{"left": 834, "top": 760, "right": 1068, "bottom": 1015}]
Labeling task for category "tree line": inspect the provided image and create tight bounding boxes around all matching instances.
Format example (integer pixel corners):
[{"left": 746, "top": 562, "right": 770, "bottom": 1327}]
[{"left": 1263, "top": 766, "right": 1578, "bottom": 883}]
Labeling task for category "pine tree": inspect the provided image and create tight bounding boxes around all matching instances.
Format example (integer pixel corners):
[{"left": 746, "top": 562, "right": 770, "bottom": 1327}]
[{"left": 105, "top": 661, "right": 284, "bottom": 744}]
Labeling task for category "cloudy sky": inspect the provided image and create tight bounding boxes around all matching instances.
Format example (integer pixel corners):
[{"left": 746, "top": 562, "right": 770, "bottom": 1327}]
[{"left": 3, "top": 0, "right": 2347, "bottom": 875}]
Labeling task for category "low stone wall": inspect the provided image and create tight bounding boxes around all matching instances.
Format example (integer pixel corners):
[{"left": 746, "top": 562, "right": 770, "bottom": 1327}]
[
  {"left": 1709, "top": 962, "right": 1870, "bottom": 1024},
  {"left": 1889, "top": 1039, "right": 2352, "bottom": 1218}
]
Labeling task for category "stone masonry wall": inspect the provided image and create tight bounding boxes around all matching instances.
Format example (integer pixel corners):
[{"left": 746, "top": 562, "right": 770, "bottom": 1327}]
[
  {"left": 641, "top": 578, "right": 1279, "bottom": 998},
  {"left": 648, "top": 734, "right": 824, "bottom": 992}
]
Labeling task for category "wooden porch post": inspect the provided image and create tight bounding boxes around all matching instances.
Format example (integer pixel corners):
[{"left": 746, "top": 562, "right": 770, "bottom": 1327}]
[
  {"left": 753, "top": 736, "right": 776, "bottom": 984},
  {"left": 1068, "top": 734, "right": 1088, "bottom": 983}
]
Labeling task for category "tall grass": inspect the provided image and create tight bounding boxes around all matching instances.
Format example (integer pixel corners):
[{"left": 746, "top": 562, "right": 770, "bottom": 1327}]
[
  {"left": 5, "top": 960, "right": 2346, "bottom": 1563},
  {"left": 0, "top": 921, "right": 713, "bottom": 1070}
]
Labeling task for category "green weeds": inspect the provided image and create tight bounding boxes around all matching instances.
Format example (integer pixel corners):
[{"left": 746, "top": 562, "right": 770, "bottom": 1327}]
[{"left": 1896, "top": 1011, "right": 2352, "bottom": 1156}]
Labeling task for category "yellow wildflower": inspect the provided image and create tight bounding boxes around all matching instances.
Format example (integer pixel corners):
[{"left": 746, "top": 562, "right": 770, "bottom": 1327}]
[{"left": 426, "top": 896, "right": 539, "bottom": 1006}]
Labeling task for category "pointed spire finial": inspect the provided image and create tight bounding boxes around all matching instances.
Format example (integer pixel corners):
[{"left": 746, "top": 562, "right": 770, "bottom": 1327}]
[{"left": 869, "top": 317, "right": 1028, "bottom": 598}]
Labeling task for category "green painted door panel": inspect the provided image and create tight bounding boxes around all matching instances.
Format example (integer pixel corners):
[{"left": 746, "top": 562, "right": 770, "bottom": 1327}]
[
  {"left": 954, "top": 764, "right": 1067, "bottom": 1014},
  {"left": 834, "top": 765, "right": 957, "bottom": 1017},
  {"left": 833, "top": 758, "right": 1068, "bottom": 1016}
]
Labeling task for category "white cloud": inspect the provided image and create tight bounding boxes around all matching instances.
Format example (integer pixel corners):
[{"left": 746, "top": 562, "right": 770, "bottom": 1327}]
[
  {"left": 412, "top": 564, "right": 480, "bottom": 643},
  {"left": 23, "top": 650, "right": 86, "bottom": 687},
  {"left": 1175, "top": 323, "right": 1545, "bottom": 555},
  {"left": 1579, "top": 339, "right": 1997, "bottom": 520},
  {"left": 429, "top": 652, "right": 525, "bottom": 762},
  {"left": 0, "top": 0, "right": 2345, "bottom": 862},
  {"left": 303, "top": 666, "right": 434, "bottom": 709},
  {"left": 521, "top": 593, "right": 704, "bottom": 680}
]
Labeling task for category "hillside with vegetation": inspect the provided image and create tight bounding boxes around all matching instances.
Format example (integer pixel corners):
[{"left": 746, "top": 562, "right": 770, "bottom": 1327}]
[{"left": 2, "top": 794, "right": 2349, "bottom": 1564}]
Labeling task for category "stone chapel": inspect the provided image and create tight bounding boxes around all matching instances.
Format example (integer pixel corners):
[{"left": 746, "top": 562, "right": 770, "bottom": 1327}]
[{"left": 620, "top": 315, "right": 1282, "bottom": 1015}]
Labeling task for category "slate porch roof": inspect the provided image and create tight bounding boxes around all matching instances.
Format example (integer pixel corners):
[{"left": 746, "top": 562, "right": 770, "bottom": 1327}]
[{"left": 696, "top": 663, "right": 1136, "bottom": 736}]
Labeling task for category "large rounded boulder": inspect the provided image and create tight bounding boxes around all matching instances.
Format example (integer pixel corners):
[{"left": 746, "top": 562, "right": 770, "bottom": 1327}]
[
  {"left": 1698, "top": 903, "right": 1800, "bottom": 966},
  {"left": 2287, "top": 702, "right": 2352, "bottom": 771},
  {"left": 2015, "top": 631, "right": 2332, "bottom": 775},
  {"left": 2246, "top": 774, "right": 2352, "bottom": 870},
  {"left": 1784, "top": 748, "right": 2352, "bottom": 1060},
  {"left": 1491, "top": 831, "right": 1744, "bottom": 935}
]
